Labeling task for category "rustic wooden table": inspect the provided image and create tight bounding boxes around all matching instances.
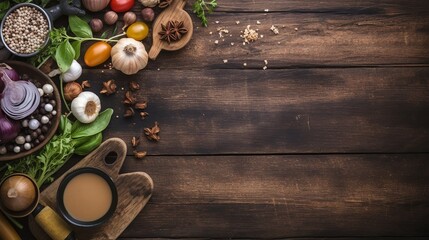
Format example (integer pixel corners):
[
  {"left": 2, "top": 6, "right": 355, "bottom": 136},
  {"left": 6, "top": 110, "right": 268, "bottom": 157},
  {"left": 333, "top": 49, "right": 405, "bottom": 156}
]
[{"left": 2, "top": 0, "right": 429, "bottom": 239}]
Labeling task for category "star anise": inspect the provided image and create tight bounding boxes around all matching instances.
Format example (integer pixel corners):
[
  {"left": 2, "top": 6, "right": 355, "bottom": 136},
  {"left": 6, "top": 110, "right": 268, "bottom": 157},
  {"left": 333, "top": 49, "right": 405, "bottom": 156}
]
[
  {"left": 170, "top": 20, "right": 188, "bottom": 40},
  {"left": 144, "top": 121, "right": 160, "bottom": 141},
  {"left": 159, "top": 0, "right": 173, "bottom": 8},
  {"left": 159, "top": 21, "right": 176, "bottom": 44}
]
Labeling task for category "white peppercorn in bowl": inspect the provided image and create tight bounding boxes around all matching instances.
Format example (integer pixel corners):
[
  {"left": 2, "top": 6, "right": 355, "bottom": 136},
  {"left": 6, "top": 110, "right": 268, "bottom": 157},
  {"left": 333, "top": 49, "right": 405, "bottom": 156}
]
[{"left": 0, "top": 3, "right": 52, "bottom": 57}]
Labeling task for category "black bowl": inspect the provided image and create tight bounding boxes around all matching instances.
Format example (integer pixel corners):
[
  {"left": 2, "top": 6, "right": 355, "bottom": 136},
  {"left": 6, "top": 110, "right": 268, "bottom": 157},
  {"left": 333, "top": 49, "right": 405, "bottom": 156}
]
[{"left": 56, "top": 167, "right": 118, "bottom": 228}]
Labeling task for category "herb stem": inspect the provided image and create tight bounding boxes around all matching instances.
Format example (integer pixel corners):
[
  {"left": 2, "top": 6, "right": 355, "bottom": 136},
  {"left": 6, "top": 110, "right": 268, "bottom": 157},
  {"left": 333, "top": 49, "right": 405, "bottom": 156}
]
[{"left": 59, "top": 77, "right": 71, "bottom": 113}]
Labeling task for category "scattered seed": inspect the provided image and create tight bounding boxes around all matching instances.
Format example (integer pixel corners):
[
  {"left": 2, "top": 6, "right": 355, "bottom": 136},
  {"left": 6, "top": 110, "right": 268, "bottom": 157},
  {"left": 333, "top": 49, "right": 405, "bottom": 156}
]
[{"left": 223, "top": 59, "right": 228, "bottom": 63}]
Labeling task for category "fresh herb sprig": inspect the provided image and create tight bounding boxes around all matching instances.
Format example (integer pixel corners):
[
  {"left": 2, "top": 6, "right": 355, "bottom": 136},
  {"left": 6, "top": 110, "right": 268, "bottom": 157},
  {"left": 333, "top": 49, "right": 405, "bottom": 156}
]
[
  {"left": 192, "top": 0, "right": 217, "bottom": 27},
  {"left": 3, "top": 109, "right": 114, "bottom": 187},
  {"left": 32, "top": 16, "right": 125, "bottom": 72}
]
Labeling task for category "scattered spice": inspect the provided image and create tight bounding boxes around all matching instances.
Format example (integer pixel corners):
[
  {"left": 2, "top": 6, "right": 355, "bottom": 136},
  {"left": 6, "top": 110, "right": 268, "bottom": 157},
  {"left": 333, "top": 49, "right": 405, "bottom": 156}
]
[
  {"left": 140, "top": 112, "right": 149, "bottom": 119},
  {"left": 223, "top": 59, "right": 228, "bottom": 63},
  {"left": 256, "top": 20, "right": 261, "bottom": 25},
  {"left": 124, "top": 107, "right": 135, "bottom": 118},
  {"left": 235, "top": 21, "right": 240, "bottom": 25},
  {"left": 240, "top": 25, "right": 259, "bottom": 44},
  {"left": 135, "top": 101, "right": 148, "bottom": 110},
  {"left": 131, "top": 136, "right": 140, "bottom": 147},
  {"left": 270, "top": 25, "right": 279, "bottom": 35},
  {"left": 129, "top": 81, "right": 140, "bottom": 91},
  {"left": 217, "top": 27, "right": 229, "bottom": 38},
  {"left": 100, "top": 80, "right": 117, "bottom": 95},
  {"left": 170, "top": 20, "right": 188, "bottom": 40},
  {"left": 81, "top": 80, "right": 91, "bottom": 89},
  {"left": 123, "top": 91, "right": 137, "bottom": 105},
  {"left": 134, "top": 151, "right": 147, "bottom": 159},
  {"left": 144, "top": 122, "right": 160, "bottom": 141}
]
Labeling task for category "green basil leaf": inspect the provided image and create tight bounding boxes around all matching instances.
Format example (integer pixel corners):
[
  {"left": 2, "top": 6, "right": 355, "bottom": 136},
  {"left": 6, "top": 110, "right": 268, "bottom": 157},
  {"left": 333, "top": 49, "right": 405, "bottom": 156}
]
[
  {"left": 100, "top": 30, "right": 109, "bottom": 39},
  {"left": 69, "top": 15, "right": 93, "bottom": 38},
  {"left": 55, "top": 40, "right": 75, "bottom": 72},
  {"left": 0, "top": 1, "right": 10, "bottom": 10},
  {"left": 71, "top": 41, "right": 82, "bottom": 60},
  {"left": 71, "top": 108, "right": 114, "bottom": 138},
  {"left": 73, "top": 132, "right": 102, "bottom": 155}
]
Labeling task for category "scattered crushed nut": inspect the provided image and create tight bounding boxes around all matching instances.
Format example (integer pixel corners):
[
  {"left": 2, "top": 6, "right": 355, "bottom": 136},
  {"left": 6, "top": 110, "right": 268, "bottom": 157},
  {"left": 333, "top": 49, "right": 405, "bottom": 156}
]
[
  {"left": 135, "top": 101, "right": 148, "bottom": 110},
  {"left": 223, "top": 59, "right": 228, "bottom": 63},
  {"left": 131, "top": 136, "right": 140, "bottom": 147},
  {"left": 263, "top": 66, "right": 267, "bottom": 70},
  {"left": 264, "top": 60, "right": 268, "bottom": 65},
  {"left": 235, "top": 21, "right": 240, "bottom": 25},
  {"left": 243, "top": 63, "right": 247, "bottom": 67},
  {"left": 124, "top": 107, "right": 135, "bottom": 118},
  {"left": 129, "top": 81, "right": 140, "bottom": 91},
  {"left": 264, "top": 9, "right": 269, "bottom": 12},
  {"left": 217, "top": 27, "right": 229, "bottom": 38},
  {"left": 134, "top": 151, "right": 147, "bottom": 159},
  {"left": 81, "top": 80, "right": 91, "bottom": 89},
  {"left": 270, "top": 25, "right": 279, "bottom": 35},
  {"left": 240, "top": 25, "right": 259, "bottom": 44},
  {"left": 144, "top": 121, "right": 160, "bottom": 141},
  {"left": 140, "top": 112, "right": 149, "bottom": 119},
  {"left": 100, "top": 79, "right": 117, "bottom": 95},
  {"left": 256, "top": 20, "right": 261, "bottom": 25},
  {"left": 123, "top": 91, "right": 137, "bottom": 105},
  {"left": 214, "top": 40, "right": 219, "bottom": 44}
]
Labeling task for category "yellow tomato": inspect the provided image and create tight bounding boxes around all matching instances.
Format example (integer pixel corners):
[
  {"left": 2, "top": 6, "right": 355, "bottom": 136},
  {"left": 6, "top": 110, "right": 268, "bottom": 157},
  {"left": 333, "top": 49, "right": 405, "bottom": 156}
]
[
  {"left": 84, "top": 41, "right": 112, "bottom": 67},
  {"left": 126, "top": 22, "right": 149, "bottom": 41}
]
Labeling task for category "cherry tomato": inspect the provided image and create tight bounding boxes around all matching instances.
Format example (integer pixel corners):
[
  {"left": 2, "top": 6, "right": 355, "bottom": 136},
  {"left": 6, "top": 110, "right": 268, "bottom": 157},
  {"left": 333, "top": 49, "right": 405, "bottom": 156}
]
[
  {"left": 110, "top": 0, "right": 135, "bottom": 13},
  {"left": 126, "top": 21, "right": 149, "bottom": 41},
  {"left": 84, "top": 42, "right": 112, "bottom": 67}
]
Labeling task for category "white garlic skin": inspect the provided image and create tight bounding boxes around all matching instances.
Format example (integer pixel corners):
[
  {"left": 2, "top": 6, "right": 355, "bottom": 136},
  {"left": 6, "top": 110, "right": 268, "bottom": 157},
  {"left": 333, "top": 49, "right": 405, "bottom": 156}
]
[
  {"left": 71, "top": 91, "right": 101, "bottom": 123},
  {"left": 62, "top": 60, "right": 83, "bottom": 82}
]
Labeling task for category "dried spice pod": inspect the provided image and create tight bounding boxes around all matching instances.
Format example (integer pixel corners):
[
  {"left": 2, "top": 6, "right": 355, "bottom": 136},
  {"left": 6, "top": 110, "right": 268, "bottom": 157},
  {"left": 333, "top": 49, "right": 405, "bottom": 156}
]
[
  {"left": 123, "top": 91, "right": 137, "bottom": 105},
  {"left": 140, "top": 112, "right": 149, "bottom": 119},
  {"left": 158, "top": 0, "right": 172, "bottom": 8},
  {"left": 133, "top": 151, "right": 147, "bottom": 159},
  {"left": 144, "top": 121, "right": 160, "bottom": 141},
  {"left": 100, "top": 80, "right": 117, "bottom": 95},
  {"left": 129, "top": 81, "right": 140, "bottom": 91},
  {"left": 124, "top": 107, "right": 135, "bottom": 118},
  {"left": 131, "top": 136, "right": 140, "bottom": 147},
  {"left": 135, "top": 102, "right": 147, "bottom": 110}
]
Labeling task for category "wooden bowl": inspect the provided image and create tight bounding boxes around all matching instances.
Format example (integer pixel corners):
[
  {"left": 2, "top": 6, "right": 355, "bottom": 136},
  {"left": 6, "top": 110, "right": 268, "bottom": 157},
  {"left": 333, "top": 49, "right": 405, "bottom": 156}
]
[
  {"left": 0, "top": 61, "right": 61, "bottom": 161},
  {"left": 148, "top": 0, "right": 193, "bottom": 59}
]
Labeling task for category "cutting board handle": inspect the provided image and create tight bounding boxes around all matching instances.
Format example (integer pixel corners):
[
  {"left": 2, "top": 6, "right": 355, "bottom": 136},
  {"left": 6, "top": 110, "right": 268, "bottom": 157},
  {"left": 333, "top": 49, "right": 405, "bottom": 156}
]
[{"left": 84, "top": 138, "right": 127, "bottom": 182}]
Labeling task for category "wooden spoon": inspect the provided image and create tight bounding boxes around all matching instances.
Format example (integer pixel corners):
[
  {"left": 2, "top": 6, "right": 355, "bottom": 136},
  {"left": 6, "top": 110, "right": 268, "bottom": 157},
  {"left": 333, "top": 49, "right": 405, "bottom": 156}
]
[{"left": 148, "top": 0, "right": 193, "bottom": 60}]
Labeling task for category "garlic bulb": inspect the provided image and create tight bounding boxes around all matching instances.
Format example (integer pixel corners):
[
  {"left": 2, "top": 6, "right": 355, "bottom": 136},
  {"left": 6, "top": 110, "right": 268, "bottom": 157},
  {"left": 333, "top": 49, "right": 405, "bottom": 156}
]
[
  {"left": 82, "top": 0, "right": 110, "bottom": 12},
  {"left": 71, "top": 91, "right": 101, "bottom": 123},
  {"left": 61, "top": 60, "right": 82, "bottom": 82},
  {"left": 139, "top": 0, "right": 159, "bottom": 7},
  {"left": 111, "top": 38, "right": 148, "bottom": 75}
]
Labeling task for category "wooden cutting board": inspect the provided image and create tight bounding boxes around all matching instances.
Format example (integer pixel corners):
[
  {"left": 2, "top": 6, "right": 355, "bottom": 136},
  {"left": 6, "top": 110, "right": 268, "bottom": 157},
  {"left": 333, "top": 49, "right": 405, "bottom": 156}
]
[{"left": 28, "top": 138, "right": 153, "bottom": 240}]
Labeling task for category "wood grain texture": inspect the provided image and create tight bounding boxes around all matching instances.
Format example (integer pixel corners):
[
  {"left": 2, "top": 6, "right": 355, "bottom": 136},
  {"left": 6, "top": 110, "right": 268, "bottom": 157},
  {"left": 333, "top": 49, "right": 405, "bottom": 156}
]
[
  {"left": 80, "top": 67, "right": 429, "bottom": 155},
  {"left": 83, "top": 0, "right": 429, "bottom": 69},
  {"left": 116, "top": 154, "right": 429, "bottom": 238}
]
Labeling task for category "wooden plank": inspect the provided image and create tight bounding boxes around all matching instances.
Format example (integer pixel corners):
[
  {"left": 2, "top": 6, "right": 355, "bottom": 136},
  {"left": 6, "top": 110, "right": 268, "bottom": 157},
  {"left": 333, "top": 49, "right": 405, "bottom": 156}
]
[
  {"left": 213, "top": 0, "right": 429, "bottom": 14},
  {"left": 81, "top": 67, "right": 429, "bottom": 155},
  {"left": 86, "top": 8, "right": 429, "bottom": 68},
  {"left": 118, "top": 238, "right": 429, "bottom": 240},
  {"left": 116, "top": 154, "right": 429, "bottom": 238}
]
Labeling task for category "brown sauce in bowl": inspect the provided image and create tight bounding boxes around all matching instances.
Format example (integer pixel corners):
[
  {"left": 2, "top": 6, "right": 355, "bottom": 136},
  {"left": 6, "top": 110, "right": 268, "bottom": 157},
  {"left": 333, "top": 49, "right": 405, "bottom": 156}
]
[{"left": 63, "top": 173, "right": 112, "bottom": 222}]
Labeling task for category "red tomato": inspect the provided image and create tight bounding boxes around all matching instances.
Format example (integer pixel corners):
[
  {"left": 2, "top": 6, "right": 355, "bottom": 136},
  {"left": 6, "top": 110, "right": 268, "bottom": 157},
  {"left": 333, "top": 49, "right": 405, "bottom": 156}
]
[{"left": 110, "top": 0, "right": 135, "bottom": 12}]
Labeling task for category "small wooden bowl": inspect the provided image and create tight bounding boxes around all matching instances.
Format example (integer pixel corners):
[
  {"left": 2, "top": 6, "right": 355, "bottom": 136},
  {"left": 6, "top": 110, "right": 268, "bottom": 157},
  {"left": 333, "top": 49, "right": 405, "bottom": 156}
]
[
  {"left": 148, "top": 0, "right": 193, "bottom": 59},
  {"left": 0, "top": 61, "right": 61, "bottom": 161},
  {"left": 0, "top": 173, "right": 40, "bottom": 218}
]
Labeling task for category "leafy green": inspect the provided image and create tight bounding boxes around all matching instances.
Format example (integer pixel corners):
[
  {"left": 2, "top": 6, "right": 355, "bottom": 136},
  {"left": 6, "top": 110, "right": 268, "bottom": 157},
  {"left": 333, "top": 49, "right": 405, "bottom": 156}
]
[
  {"left": 192, "top": 0, "right": 217, "bottom": 27},
  {"left": 69, "top": 15, "right": 93, "bottom": 38},
  {"left": 73, "top": 132, "right": 103, "bottom": 155},
  {"left": 0, "top": 1, "right": 10, "bottom": 20},
  {"left": 71, "top": 108, "right": 114, "bottom": 138},
  {"left": 55, "top": 40, "right": 75, "bottom": 72},
  {"left": 71, "top": 41, "right": 82, "bottom": 60}
]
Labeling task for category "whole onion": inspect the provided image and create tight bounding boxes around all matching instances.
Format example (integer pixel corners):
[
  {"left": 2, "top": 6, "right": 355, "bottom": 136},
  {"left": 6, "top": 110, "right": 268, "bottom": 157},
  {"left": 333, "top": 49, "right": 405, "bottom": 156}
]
[
  {"left": 0, "top": 109, "right": 20, "bottom": 144},
  {"left": 0, "top": 66, "right": 40, "bottom": 120}
]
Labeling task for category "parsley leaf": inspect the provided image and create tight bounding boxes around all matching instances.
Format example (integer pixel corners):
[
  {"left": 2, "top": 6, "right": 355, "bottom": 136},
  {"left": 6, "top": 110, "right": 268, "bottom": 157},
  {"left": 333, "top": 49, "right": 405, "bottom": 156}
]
[{"left": 192, "top": 0, "right": 218, "bottom": 27}]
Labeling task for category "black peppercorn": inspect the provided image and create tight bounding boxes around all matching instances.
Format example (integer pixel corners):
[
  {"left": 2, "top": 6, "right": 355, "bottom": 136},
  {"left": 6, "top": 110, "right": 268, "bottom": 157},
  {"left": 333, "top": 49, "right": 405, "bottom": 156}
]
[
  {"left": 49, "top": 100, "right": 56, "bottom": 107},
  {"left": 31, "top": 131, "right": 38, "bottom": 139},
  {"left": 41, "top": 126, "right": 48, "bottom": 133},
  {"left": 38, "top": 135, "right": 45, "bottom": 142},
  {"left": 6, "top": 144, "right": 14, "bottom": 152},
  {"left": 34, "top": 139, "right": 40, "bottom": 145},
  {"left": 36, "top": 129, "right": 42, "bottom": 135}
]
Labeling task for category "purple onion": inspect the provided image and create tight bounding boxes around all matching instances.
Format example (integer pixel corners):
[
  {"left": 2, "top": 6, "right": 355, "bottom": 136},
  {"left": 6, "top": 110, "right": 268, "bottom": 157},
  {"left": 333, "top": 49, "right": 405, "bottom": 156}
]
[
  {"left": 0, "top": 63, "right": 19, "bottom": 81},
  {"left": 0, "top": 109, "right": 20, "bottom": 144},
  {"left": 0, "top": 66, "right": 40, "bottom": 120}
]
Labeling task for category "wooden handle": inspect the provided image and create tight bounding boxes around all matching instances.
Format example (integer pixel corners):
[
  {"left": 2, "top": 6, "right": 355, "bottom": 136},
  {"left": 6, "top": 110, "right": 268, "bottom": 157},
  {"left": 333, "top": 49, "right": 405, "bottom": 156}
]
[
  {"left": 83, "top": 138, "right": 127, "bottom": 182},
  {"left": 33, "top": 204, "right": 74, "bottom": 240},
  {"left": 171, "top": 0, "right": 187, "bottom": 10},
  {"left": 148, "top": 45, "right": 161, "bottom": 60}
]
